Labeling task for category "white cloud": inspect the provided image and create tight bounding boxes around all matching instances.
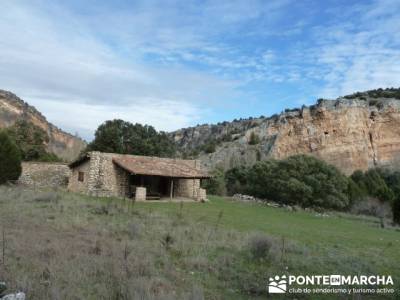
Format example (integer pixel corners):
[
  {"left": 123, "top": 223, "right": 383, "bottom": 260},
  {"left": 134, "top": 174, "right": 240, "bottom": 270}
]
[
  {"left": 308, "top": 0, "right": 400, "bottom": 98},
  {"left": 0, "top": 0, "right": 247, "bottom": 140},
  {"left": 234, "top": 0, "right": 400, "bottom": 99},
  {"left": 262, "top": 50, "right": 276, "bottom": 64},
  {"left": 27, "top": 97, "right": 204, "bottom": 140},
  {"left": 2, "top": 0, "right": 397, "bottom": 141}
]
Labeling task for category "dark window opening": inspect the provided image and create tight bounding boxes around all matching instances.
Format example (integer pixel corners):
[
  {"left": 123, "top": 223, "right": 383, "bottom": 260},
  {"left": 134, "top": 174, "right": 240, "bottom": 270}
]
[{"left": 78, "top": 172, "right": 84, "bottom": 182}]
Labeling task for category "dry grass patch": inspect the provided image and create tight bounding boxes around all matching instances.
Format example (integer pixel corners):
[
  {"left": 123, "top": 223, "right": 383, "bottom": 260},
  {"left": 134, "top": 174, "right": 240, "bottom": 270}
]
[
  {"left": 0, "top": 187, "right": 398, "bottom": 299},
  {"left": 0, "top": 187, "right": 251, "bottom": 299}
]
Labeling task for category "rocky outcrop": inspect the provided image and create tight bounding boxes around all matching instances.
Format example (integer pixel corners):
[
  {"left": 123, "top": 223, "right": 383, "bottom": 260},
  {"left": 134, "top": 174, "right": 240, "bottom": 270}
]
[
  {"left": 0, "top": 90, "right": 86, "bottom": 161},
  {"left": 3, "top": 88, "right": 400, "bottom": 175},
  {"left": 171, "top": 90, "right": 400, "bottom": 175}
]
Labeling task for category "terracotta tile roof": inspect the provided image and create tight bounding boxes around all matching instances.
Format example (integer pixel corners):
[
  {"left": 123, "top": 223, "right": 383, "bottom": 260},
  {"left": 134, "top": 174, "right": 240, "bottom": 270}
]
[{"left": 112, "top": 156, "right": 210, "bottom": 178}]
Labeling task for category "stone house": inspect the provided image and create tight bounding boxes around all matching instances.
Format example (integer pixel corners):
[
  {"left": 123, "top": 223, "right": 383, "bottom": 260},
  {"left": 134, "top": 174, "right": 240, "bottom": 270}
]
[{"left": 68, "top": 151, "right": 210, "bottom": 201}]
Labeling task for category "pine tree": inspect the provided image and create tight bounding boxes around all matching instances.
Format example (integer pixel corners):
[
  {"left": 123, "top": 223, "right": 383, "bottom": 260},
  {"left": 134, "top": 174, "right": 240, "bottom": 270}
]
[{"left": 0, "top": 131, "right": 22, "bottom": 184}]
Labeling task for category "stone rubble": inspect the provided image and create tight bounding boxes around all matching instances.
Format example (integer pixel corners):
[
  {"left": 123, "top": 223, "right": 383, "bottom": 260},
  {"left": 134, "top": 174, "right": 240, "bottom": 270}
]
[
  {"left": 232, "top": 194, "right": 330, "bottom": 217},
  {"left": 1, "top": 292, "right": 26, "bottom": 300},
  {"left": 0, "top": 282, "right": 26, "bottom": 300}
]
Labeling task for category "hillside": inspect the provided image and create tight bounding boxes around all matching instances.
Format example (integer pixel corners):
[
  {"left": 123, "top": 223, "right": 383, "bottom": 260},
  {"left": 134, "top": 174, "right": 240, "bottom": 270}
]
[
  {"left": 2, "top": 87, "right": 400, "bottom": 171},
  {"left": 171, "top": 88, "right": 400, "bottom": 175},
  {"left": 0, "top": 90, "right": 86, "bottom": 161}
]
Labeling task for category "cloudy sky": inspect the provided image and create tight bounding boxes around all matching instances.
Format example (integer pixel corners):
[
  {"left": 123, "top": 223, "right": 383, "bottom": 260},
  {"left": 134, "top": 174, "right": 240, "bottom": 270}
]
[{"left": 1, "top": 0, "right": 399, "bottom": 140}]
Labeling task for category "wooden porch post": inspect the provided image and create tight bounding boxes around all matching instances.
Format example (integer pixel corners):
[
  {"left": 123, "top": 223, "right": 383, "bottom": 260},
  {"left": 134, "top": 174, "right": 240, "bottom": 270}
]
[{"left": 170, "top": 178, "right": 174, "bottom": 200}]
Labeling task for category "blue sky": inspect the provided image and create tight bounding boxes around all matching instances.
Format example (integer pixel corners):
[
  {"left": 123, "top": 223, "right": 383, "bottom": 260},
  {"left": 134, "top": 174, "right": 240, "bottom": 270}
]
[{"left": 0, "top": 0, "right": 399, "bottom": 140}]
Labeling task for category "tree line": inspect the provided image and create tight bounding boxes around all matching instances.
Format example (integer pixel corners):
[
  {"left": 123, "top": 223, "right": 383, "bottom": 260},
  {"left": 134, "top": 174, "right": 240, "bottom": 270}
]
[
  {"left": 86, "top": 119, "right": 176, "bottom": 157},
  {"left": 0, "top": 119, "right": 176, "bottom": 184},
  {"left": 203, "top": 155, "right": 400, "bottom": 225},
  {"left": 1, "top": 118, "right": 400, "bottom": 226}
]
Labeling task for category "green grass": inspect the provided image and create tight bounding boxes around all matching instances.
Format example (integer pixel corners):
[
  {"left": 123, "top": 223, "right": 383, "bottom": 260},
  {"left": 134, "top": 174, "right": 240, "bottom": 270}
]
[
  {"left": 0, "top": 188, "right": 399, "bottom": 299},
  {"left": 137, "top": 196, "right": 400, "bottom": 262},
  {"left": 135, "top": 196, "right": 400, "bottom": 292}
]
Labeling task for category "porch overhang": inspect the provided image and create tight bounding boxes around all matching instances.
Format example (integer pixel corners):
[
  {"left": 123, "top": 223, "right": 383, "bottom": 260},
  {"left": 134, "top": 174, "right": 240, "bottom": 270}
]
[{"left": 112, "top": 156, "right": 210, "bottom": 179}]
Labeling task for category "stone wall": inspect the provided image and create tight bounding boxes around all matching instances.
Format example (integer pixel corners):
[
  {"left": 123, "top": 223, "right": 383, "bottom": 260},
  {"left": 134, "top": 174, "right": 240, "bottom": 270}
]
[
  {"left": 175, "top": 179, "right": 201, "bottom": 198},
  {"left": 19, "top": 162, "right": 70, "bottom": 188},
  {"left": 67, "top": 152, "right": 130, "bottom": 197},
  {"left": 68, "top": 160, "right": 90, "bottom": 193},
  {"left": 197, "top": 188, "right": 207, "bottom": 201},
  {"left": 68, "top": 151, "right": 208, "bottom": 199},
  {"left": 135, "top": 187, "right": 146, "bottom": 201},
  {"left": 116, "top": 165, "right": 130, "bottom": 198},
  {"left": 173, "top": 159, "right": 203, "bottom": 199},
  {"left": 85, "top": 152, "right": 127, "bottom": 197}
]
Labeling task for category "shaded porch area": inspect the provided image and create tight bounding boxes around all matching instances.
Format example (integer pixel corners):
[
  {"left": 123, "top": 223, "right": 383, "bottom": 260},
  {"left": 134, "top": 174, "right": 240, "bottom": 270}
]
[
  {"left": 112, "top": 156, "right": 210, "bottom": 201},
  {"left": 129, "top": 174, "right": 175, "bottom": 200}
]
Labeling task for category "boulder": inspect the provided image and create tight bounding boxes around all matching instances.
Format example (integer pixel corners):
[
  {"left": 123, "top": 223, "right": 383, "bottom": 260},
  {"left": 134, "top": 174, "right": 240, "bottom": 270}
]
[
  {"left": 232, "top": 194, "right": 256, "bottom": 201},
  {"left": 1, "top": 292, "right": 26, "bottom": 300}
]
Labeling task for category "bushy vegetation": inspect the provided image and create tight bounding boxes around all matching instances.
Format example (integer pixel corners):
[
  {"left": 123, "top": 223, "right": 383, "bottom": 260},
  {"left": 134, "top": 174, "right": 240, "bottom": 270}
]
[
  {"left": 200, "top": 139, "right": 217, "bottom": 154},
  {"left": 87, "top": 119, "right": 176, "bottom": 157},
  {"left": 182, "top": 138, "right": 222, "bottom": 157},
  {"left": 201, "top": 167, "right": 226, "bottom": 195},
  {"left": 206, "top": 155, "right": 400, "bottom": 224},
  {"left": 225, "top": 167, "right": 248, "bottom": 195},
  {"left": 0, "top": 131, "right": 22, "bottom": 184},
  {"left": 211, "top": 155, "right": 350, "bottom": 210},
  {"left": 350, "top": 169, "right": 395, "bottom": 203},
  {"left": 248, "top": 234, "right": 276, "bottom": 260},
  {"left": 347, "top": 168, "right": 400, "bottom": 224},
  {"left": 343, "top": 87, "right": 400, "bottom": 100},
  {"left": 6, "top": 120, "right": 62, "bottom": 162},
  {"left": 393, "top": 197, "right": 400, "bottom": 225},
  {"left": 247, "top": 155, "right": 350, "bottom": 209},
  {"left": 248, "top": 132, "right": 260, "bottom": 145},
  {"left": 181, "top": 149, "right": 200, "bottom": 159}
]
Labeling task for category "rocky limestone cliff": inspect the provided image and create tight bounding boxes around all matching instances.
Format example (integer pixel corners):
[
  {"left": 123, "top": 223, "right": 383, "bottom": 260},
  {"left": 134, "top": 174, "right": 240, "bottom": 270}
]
[
  {"left": 0, "top": 90, "right": 86, "bottom": 161},
  {"left": 171, "top": 89, "right": 400, "bottom": 175}
]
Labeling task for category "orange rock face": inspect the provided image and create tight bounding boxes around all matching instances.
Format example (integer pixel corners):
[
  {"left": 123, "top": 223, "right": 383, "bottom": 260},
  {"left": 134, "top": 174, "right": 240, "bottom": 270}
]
[
  {"left": 174, "top": 97, "right": 400, "bottom": 175},
  {"left": 268, "top": 101, "right": 400, "bottom": 174}
]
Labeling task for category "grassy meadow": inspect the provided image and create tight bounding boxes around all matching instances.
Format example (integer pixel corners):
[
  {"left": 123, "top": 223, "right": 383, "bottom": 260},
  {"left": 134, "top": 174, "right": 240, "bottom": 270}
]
[{"left": 0, "top": 186, "right": 399, "bottom": 299}]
